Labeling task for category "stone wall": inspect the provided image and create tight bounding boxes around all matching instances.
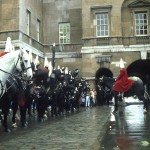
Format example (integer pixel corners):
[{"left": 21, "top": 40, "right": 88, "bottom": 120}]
[
  {"left": 0, "top": 0, "right": 19, "bottom": 31},
  {"left": 43, "top": 0, "right": 82, "bottom": 45},
  {"left": 82, "top": 0, "right": 124, "bottom": 38},
  {"left": 0, "top": 0, "right": 150, "bottom": 89},
  {"left": 19, "top": 0, "right": 43, "bottom": 41}
]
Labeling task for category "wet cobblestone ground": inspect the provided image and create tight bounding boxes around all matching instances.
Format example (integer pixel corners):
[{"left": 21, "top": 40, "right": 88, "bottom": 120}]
[
  {"left": 101, "top": 104, "right": 150, "bottom": 150},
  {"left": 1, "top": 100, "right": 149, "bottom": 150},
  {"left": 0, "top": 106, "right": 112, "bottom": 150}
]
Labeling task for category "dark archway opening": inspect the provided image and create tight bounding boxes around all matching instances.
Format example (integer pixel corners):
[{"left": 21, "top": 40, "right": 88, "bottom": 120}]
[
  {"left": 127, "top": 59, "right": 150, "bottom": 84},
  {"left": 95, "top": 67, "right": 113, "bottom": 106},
  {"left": 127, "top": 59, "right": 150, "bottom": 96}
]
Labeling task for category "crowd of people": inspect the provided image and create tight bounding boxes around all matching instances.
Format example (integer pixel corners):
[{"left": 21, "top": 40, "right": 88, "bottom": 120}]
[{"left": 80, "top": 88, "right": 97, "bottom": 107}]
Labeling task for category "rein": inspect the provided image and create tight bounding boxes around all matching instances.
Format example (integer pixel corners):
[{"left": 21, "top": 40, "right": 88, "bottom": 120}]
[
  {"left": 0, "top": 80, "right": 4, "bottom": 98},
  {"left": 98, "top": 84, "right": 112, "bottom": 95}
]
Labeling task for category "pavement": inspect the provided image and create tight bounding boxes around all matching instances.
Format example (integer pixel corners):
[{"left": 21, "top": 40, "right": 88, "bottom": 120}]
[{"left": 0, "top": 106, "right": 112, "bottom": 150}]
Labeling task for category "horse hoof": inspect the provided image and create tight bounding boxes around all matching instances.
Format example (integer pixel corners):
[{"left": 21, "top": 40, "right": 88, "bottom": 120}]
[
  {"left": 43, "top": 114, "right": 48, "bottom": 119},
  {"left": 38, "top": 118, "right": 44, "bottom": 123},
  {"left": 5, "top": 128, "right": 11, "bottom": 132},
  {"left": 22, "top": 122, "right": 28, "bottom": 128},
  {"left": 12, "top": 123, "right": 18, "bottom": 128}
]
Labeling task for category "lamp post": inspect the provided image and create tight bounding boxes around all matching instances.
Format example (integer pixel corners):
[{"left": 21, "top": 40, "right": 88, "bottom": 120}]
[{"left": 52, "top": 43, "right": 55, "bottom": 69}]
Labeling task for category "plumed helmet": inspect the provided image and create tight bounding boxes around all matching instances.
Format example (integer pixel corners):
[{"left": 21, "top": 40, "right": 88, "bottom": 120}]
[{"left": 120, "top": 58, "right": 125, "bottom": 69}]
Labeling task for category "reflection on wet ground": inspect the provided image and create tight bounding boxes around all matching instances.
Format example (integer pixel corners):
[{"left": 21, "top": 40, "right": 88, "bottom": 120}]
[{"left": 100, "top": 103, "right": 150, "bottom": 150}]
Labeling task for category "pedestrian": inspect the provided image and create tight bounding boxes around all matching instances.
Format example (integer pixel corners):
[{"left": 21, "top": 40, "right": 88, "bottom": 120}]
[
  {"left": 93, "top": 89, "right": 97, "bottom": 106},
  {"left": 85, "top": 89, "right": 90, "bottom": 107},
  {"left": 90, "top": 89, "right": 94, "bottom": 107},
  {"left": 81, "top": 91, "right": 86, "bottom": 107}
]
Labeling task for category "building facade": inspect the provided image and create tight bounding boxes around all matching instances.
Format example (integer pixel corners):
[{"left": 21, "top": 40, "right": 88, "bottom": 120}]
[{"left": 0, "top": 0, "right": 150, "bottom": 87}]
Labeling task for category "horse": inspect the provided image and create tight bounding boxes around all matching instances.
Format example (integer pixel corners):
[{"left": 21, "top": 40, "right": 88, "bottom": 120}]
[
  {"left": 0, "top": 48, "right": 33, "bottom": 132},
  {"left": 0, "top": 49, "right": 33, "bottom": 98},
  {"left": 48, "top": 68, "right": 82, "bottom": 116},
  {"left": 98, "top": 76, "right": 148, "bottom": 114}
]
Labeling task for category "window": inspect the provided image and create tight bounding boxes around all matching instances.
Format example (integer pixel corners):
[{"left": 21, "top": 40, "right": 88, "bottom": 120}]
[
  {"left": 37, "top": 19, "right": 40, "bottom": 42},
  {"left": 59, "top": 23, "right": 70, "bottom": 44},
  {"left": 96, "top": 13, "right": 109, "bottom": 37},
  {"left": 135, "top": 12, "right": 148, "bottom": 36},
  {"left": 27, "top": 10, "right": 31, "bottom": 35}
]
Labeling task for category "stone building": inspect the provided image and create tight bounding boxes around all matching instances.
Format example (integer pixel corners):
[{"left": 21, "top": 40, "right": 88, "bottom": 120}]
[{"left": 0, "top": 0, "right": 150, "bottom": 88}]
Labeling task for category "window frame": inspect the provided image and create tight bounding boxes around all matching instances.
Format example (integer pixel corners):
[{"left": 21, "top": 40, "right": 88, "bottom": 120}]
[
  {"left": 26, "top": 9, "right": 31, "bottom": 36},
  {"left": 134, "top": 11, "right": 148, "bottom": 36},
  {"left": 37, "top": 19, "right": 40, "bottom": 42},
  {"left": 59, "top": 23, "right": 70, "bottom": 44},
  {"left": 96, "top": 12, "right": 109, "bottom": 37},
  {"left": 90, "top": 5, "right": 112, "bottom": 38}
]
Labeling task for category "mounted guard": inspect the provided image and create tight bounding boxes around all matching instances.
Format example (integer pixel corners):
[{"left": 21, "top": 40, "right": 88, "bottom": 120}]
[
  {"left": 98, "top": 58, "right": 148, "bottom": 114},
  {"left": 113, "top": 58, "right": 134, "bottom": 93}
]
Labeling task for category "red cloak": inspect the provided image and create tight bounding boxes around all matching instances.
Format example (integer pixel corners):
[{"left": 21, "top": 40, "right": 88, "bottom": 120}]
[
  {"left": 113, "top": 68, "right": 134, "bottom": 92},
  {"left": 0, "top": 52, "right": 7, "bottom": 57}
]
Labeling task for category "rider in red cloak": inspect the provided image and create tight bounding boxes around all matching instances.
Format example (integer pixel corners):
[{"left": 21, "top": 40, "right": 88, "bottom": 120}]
[{"left": 113, "top": 58, "right": 134, "bottom": 92}]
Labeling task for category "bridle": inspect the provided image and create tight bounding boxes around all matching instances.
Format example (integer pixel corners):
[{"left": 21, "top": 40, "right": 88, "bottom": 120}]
[
  {"left": 16, "top": 54, "right": 32, "bottom": 74},
  {"left": 97, "top": 77, "right": 112, "bottom": 95},
  {"left": 0, "top": 52, "right": 32, "bottom": 98}
]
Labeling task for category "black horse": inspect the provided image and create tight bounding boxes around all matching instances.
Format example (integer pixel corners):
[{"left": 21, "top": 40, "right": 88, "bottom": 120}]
[
  {"left": 31, "top": 68, "right": 50, "bottom": 121},
  {"left": 98, "top": 76, "right": 148, "bottom": 114}
]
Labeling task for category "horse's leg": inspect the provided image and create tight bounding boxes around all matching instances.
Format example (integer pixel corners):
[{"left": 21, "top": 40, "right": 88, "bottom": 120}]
[
  {"left": 1, "top": 94, "right": 11, "bottom": 132},
  {"left": 36, "top": 97, "right": 45, "bottom": 122},
  {"left": 139, "top": 95, "right": 148, "bottom": 113},
  {"left": 26, "top": 97, "right": 33, "bottom": 117},
  {"left": 2, "top": 113, "right": 10, "bottom": 132},
  {"left": 11, "top": 98, "right": 19, "bottom": 128},
  {"left": 113, "top": 92, "right": 119, "bottom": 113},
  {"left": 19, "top": 105, "right": 28, "bottom": 127},
  {"left": 32, "top": 98, "right": 37, "bottom": 114}
]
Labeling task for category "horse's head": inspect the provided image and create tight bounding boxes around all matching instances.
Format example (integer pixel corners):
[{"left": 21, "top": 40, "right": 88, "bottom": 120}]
[
  {"left": 71, "top": 68, "right": 80, "bottom": 78},
  {"left": 17, "top": 48, "right": 33, "bottom": 79},
  {"left": 97, "top": 76, "right": 115, "bottom": 91},
  {"left": 98, "top": 76, "right": 104, "bottom": 85}
]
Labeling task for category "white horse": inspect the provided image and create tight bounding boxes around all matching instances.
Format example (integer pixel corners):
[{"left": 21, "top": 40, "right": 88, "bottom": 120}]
[{"left": 0, "top": 48, "right": 33, "bottom": 98}]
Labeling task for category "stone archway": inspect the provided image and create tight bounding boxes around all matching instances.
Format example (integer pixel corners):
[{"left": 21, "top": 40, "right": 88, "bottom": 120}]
[
  {"left": 95, "top": 67, "right": 113, "bottom": 83},
  {"left": 127, "top": 59, "right": 150, "bottom": 83},
  {"left": 127, "top": 59, "right": 150, "bottom": 96}
]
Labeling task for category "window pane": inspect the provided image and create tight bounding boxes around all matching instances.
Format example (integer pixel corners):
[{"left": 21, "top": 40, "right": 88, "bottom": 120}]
[
  {"left": 144, "top": 30, "right": 147, "bottom": 34},
  {"left": 135, "top": 12, "right": 148, "bottom": 35},
  {"left": 59, "top": 23, "right": 70, "bottom": 44},
  {"left": 105, "top": 31, "right": 108, "bottom": 36},
  {"left": 96, "top": 13, "right": 109, "bottom": 37}
]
